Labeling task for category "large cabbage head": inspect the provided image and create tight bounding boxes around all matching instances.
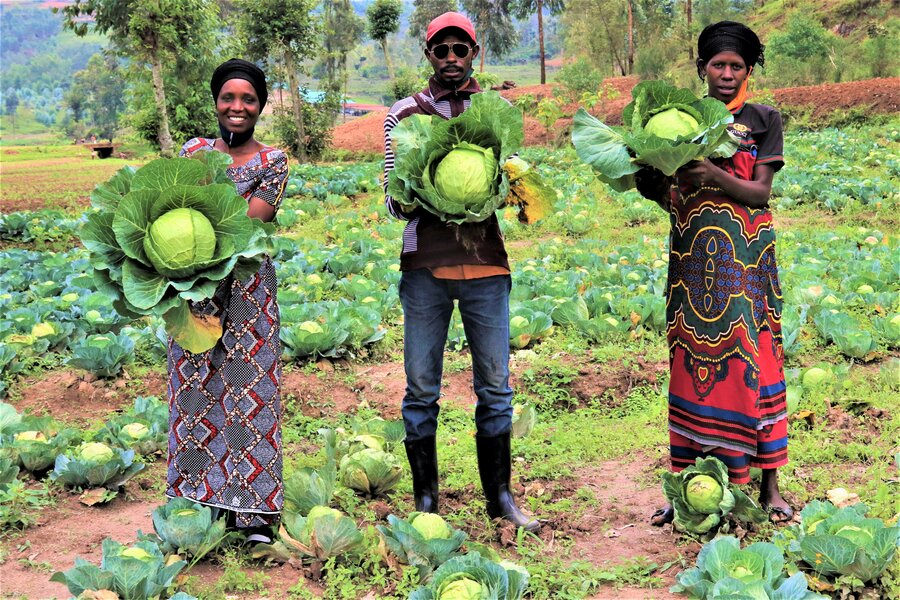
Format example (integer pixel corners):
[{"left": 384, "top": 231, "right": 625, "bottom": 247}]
[
  {"left": 433, "top": 143, "right": 498, "bottom": 214},
  {"left": 439, "top": 577, "right": 482, "bottom": 599},
  {"left": 78, "top": 442, "right": 116, "bottom": 463},
  {"left": 644, "top": 107, "right": 700, "bottom": 140},
  {"left": 685, "top": 474, "right": 724, "bottom": 514},
  {"left": 411, "top": 513, "right": 452, "bottom": 540},
  {"left": 143, "top": 207, "right": 217, "bottom": 278}
]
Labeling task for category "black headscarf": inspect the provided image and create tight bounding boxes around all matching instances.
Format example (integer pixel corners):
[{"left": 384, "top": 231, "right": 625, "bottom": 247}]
[
  {"left": 210, "top": 58, "right": 268, "bottom": 110},
  {"left": 696, "top": 21, "right": 764, "bottom": 78}
]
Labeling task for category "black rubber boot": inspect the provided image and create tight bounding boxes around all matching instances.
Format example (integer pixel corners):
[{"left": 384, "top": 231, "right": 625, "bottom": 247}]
[
  {"left": 404, "top": 436, "right": 439, "bottom": 513},
  {"left": 475, "top": 432, "right": 540, "bottom": 532}
]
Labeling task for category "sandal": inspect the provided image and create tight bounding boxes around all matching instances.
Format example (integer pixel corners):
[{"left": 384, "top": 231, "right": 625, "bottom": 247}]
[
  {"left": 650, "top": 505, "right": 674, "bottom": 527},
  {"left": 763, "top": 504, "right": 794, "bottom": 524}
]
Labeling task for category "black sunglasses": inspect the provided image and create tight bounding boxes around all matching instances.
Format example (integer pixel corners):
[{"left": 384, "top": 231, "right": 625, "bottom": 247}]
[{"left": 428, "top": 43, "right": 472, "bottom": 60}]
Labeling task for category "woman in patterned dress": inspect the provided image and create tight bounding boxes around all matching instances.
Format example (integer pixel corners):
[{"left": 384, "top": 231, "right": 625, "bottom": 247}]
[
  {"left": 167, "top": 59, "right": 288, "bottom": 542},
  {"left": 637, "top": 22, "right": 793, "bottom": 526}
]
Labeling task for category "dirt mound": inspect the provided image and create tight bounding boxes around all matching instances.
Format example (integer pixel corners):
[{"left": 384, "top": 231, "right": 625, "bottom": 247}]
[
  {"left": 772, "top": 77, "right": 899, "bottom": 117},
  {"left": 330, "top": 77, "right": 899, "bottom": 153}
]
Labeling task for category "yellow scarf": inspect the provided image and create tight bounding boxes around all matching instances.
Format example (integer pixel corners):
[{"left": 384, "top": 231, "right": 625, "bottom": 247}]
[{"left": 725, "top": 66, "right": 753, "bottom": 113}]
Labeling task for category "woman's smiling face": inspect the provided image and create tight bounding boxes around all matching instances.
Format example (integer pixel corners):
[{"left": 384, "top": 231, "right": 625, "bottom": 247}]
[
  {"left": 216, "top": 78, "right": 260, "bottom": 134},
  {"left": 701, "top": 50, "right": 748, "bottom": 104}
]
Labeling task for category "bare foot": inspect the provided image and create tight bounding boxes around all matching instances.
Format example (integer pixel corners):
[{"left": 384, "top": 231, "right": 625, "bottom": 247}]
[
  {"left": 760, "top": 469, "right": 793, "bottom": 524},
  {"left": 650, "top": 504, "right": 674, "bottom": 526}
]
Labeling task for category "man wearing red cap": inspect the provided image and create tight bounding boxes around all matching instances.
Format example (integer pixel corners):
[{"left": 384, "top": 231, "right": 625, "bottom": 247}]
[{"left": 383, "top": 12, "right": 539, "bottom": 533}]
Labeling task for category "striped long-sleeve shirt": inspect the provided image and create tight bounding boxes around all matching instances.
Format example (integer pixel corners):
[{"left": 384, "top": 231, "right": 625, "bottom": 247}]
[{"left": 382, "top": 77, "right": 509, "bottom": 272}]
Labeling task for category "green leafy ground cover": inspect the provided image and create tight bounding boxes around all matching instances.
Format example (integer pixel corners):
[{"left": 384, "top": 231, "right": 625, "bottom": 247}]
[{"left": 0, "top": 119, "right": 898, "bottom": 599}]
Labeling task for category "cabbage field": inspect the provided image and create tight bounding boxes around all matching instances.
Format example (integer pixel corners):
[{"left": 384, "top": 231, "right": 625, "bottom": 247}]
[{"left": 0, "top": 119, "right": 898, "bottom": 599}]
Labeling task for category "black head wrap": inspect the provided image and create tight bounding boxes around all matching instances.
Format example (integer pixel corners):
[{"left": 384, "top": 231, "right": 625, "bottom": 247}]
[
  {"left": 210, "top": 58, "right": 268, "bottom": 110},
  {"left": 696, "top": 21, "right": 764, "bottom": 79}
]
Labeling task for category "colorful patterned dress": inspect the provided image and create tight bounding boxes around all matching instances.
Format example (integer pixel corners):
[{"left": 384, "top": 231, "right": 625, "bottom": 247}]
[
  {"left": 666, "top": 103, "right": 788, "bottom": 484},
  {"left": 167, "top": 138, "right": 288, "bottom": 527}
]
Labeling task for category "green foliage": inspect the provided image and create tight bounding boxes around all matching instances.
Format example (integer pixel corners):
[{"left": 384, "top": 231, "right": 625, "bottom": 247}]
[
  {"left": 284, "top": 461, "right": 338, "bottom": 515},
  {"left": 390, "top": 67, "right": 429, "bottom": 101},
  {"left": 80, "top": 155, "right": 275, "bottom": 353},
  {"left": 65, "top": 53, "right": 126, "bottom": 140},
  {"left": 366, "top": 0, "right": 402, "bottom": 42},
  {"left": 50, "top": 442, "right": 145, "bottom": 490},
  {"left": 253, "top": 505, "right": 364, "bottom": 562},
  {"left": 67, "top": 332, "right": 135, "bottom": 378},
  {"left": 774, "top": 501, "right": 900, "bottom": 592},
  {"left": 671, "top": 536, "right": 824, "bottom": 600},
  {"left": 408, "top": 553, "right": 530, "bottom": 599},
  {"left": 572, "top": 80, "right": 739, "bottom": 190},
  {"left": 338, "top": 447, "right": 404, "bottom": 496},
  {"left": 50, "top": 538, "right": 187, "bottom": 600},
  {"left": 377, "top": 512, "right": 467, "bottom": 580},
  {"left": 765, "top": 14, "right": 836, "bottom": 87},
  {"left": 270, "top": 98, "right": 339, "bottom": 160},
  {"left": 388, "top": 92, "right": 527, "bottom": 224},
  {"left": 662, "top": 457, "right": 768, "bottom": 538},
  {"left": 555, "top": 58, "right": 603, "bottom": 98},
  {"left": 143, "top": 497, "right": 231, "bottom": 561}
]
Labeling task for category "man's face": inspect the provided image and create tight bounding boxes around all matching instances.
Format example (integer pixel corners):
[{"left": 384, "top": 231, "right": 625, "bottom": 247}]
[{"left": 425, "top": 31, "right": 478, "bottom": 87}]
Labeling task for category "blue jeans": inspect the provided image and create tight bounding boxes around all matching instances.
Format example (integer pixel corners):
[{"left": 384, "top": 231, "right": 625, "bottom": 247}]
[{"left": 399, "top": 269, "right": 513, "bottom": 441}]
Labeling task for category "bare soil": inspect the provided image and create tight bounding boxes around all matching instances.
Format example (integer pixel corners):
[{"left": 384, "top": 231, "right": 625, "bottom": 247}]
[
  {"left": 331, "top": 77, "right": 900, "bottom": 155},
  {"left": 1, "top": 356, "right": 686, "bottom": 599}
]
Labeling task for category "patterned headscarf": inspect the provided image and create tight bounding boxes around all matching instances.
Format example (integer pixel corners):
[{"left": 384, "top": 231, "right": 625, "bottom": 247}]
[
  {"left": 210, "top": 58, "right": 268, "bottom": 110},
  {"left": 697, "top": 21, "right": 765, "bottom": 75}
]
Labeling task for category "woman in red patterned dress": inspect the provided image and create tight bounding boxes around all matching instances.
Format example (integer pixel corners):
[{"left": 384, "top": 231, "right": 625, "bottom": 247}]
[
  {"left": 637, "top": 22, "right": 793, "bottom": 526},
  {"left": 167, "top": 59, "right": 288, "bottom": 543}
]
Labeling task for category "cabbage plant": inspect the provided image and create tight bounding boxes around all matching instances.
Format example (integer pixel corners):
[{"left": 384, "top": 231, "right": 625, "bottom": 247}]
[
  {"left": 66, "top": 332, "right": 135, "bottom": 378},
  {"left": 377, "top": 512, "right": 467, "bottom": 579},
  {"left": 9, "top": 424, "right": 77, "bottom": 473},
  {"left": 773, "top": 500, "right": 900, "bottom": 590},
  {"left": 572, "top": 80, "right": 740, "bottom": 192},
  {"left": 81, "top": 154, "right": 275, "bottom": 353},
  {"left": 50, "top": 538, "right": 187, "bottom": 600},
  {"left": 284, "top": 461, "right": 337, "bottom": 516},
  {"left": 253, "top": 505, "right": 363, "bottom": 562},
  {"left": 511, "top": 403, "right": 536, "bottom": 439},
  {"left": 144, "top": 497, "right": 230, "bottom": 561},
  {"left": 388, "top": 92, "right": 551, "bottom": 224},
  {"left": 339, "top": 447, "right": 403, "bottom": 497},
  {"left": 662, "top": 457, "right": 767, "bottom": 538},
  {"left": 96, "top": 414, "right": 166, "bottom": 456},
  {"left": 671, "top": 536, "right": 825, "bottom": 600},
  {"left": 50, "top": 442, "right": 144, "bottom": 489},
  {"left": 408, "top": 553, "right": 529, "bottom": 600}
]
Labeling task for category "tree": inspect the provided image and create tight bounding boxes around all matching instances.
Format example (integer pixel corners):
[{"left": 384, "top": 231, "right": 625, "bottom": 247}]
[
  {"left": 66, "top": 53, "right": 125, "bottom": 140},
  {"left": 3, "top": 91, "right": 18, "bottom": 131},
  {"left": 462, "top": 0, "right": 518, "bottom": 70},
  {"left": 237, "top": 0, "right": 320, "bottom": 161},
  {"left": 319, "top": 0, "right": 365, "bottom": 98},
  {"left": 367, "top": 0, "right": 403, "bottom": 80},
  {"left": 56, "top": 0, "right": 220, "bottom": 156},
  {"left": 512, "top": 0, "right": 564, "bottom": 84},
  {"left": 409, "top": 0, "right": 459, "bottom": 42}
]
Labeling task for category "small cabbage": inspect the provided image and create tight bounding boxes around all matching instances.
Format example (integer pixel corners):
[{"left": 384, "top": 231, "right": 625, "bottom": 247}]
[
  {"left": 802, "top": 367, "right": 830, "bottom": 387},
  {"left": 440, "top": 577, "right": 482, "bottom": 599},
  {"left": 411, "top": 513, "right": 452, "bottom": 541},
  {"left": 121, "top": 546, "right": 153, "bottom": 561},
  {"left": 855, "top": 284, "right": 874, "bottom": 294},
  {"left": 122, "top": 423, "right": 150, "bottom": 440},
  {"left": 299, "top": 321, "right": 324, "bottom": 335},
  {"left": 685, "top": 474, "right": 724, "bottom": 514},
  {"left": 31, "top": 323, "right": 56, "bottom": 338},
  {"left": 434, "top": 143, "right": 498, "bottom": 213},
  {"left": 510, "top": 316, "right": 529, "bottom": 330},
  {"left": 174, "top": 508, "right": 199, "bottom": 517},
  {"left": 61, "top": 293, "right": 80, "bottom": 303},
  {"left": 307, "top": 505, "right": 343, "bottom": 523},
  {"left": 644, "top": 108, "right": 700, "bottom": 140},
  {"left": 143, "top": 208, "right": 217, "bottom": 277},
  {"left": 78, "top": 442, "right": 115, "bottom": 463},
  {"left": 15, "top": 431, "right": 48, "bottom": 443}
]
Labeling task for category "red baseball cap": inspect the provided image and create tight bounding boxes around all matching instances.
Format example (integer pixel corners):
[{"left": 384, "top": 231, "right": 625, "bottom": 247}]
[{"left": 426, "top": 12, "right": 477, "bottom": 45}]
